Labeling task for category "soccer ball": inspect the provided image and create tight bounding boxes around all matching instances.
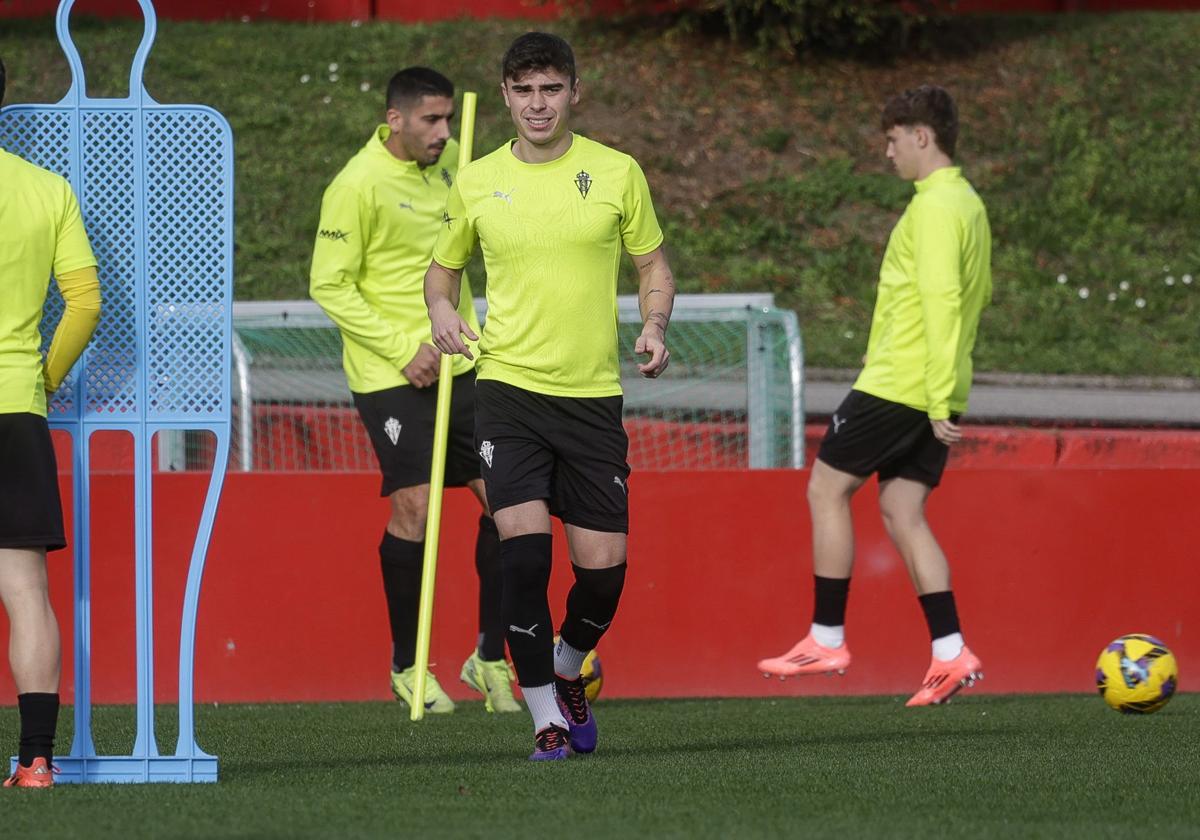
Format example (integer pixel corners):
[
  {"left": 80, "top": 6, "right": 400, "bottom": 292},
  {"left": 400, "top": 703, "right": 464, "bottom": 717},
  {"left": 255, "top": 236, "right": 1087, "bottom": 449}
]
[
  {"left": 1095, "top": 634, "right": 1178, "bottom": 714},
  {"left": 581, "top": 649, "right": 603, "bottom": 702}
]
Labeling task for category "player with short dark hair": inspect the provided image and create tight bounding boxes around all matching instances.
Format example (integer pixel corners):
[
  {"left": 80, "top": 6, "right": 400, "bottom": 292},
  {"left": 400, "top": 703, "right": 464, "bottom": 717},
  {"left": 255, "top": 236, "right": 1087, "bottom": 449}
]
[
  {"left": 310, "top": 66, "right": 519, "bottom": 715},
  {"left": 386, "top": 66, "right": 454, "bottom": 112},
  {"left": 426, "top": 32, "right": 676, "bottom": 760},
  {"left": 2, "top": 53, "right": 103, "bottom": 788},
  {"left": 758, "top": 84, "right": 991, "bottom": 706}
]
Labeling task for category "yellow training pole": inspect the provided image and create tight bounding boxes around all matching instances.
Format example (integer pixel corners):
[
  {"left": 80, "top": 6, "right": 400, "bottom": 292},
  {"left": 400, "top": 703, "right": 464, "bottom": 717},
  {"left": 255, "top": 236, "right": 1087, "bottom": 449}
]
[{"left": 411, "top": 90, "right": 477, "bottom": 720}]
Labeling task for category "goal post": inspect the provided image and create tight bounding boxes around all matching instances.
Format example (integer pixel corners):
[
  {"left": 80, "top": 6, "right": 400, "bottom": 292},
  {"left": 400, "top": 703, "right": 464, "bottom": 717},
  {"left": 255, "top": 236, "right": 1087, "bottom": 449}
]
[{"left": 225, "top": 293, "right": 804, "bottom": 472}]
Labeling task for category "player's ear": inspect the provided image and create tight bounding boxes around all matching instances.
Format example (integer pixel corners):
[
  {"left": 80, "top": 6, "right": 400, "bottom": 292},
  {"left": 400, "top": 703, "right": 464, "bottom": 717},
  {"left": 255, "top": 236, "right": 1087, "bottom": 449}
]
[
  {"left": 385, "top": 106, "right": 405, "bottom": 134},
  {"left": 915, "top": 125, "right": 930, "bottom": 150},
  {"left": 570, "top": 79, "right": 581, "bottom": 106},
  {"left": 500, "top": 82, "right": 511, "bottom": 109}
]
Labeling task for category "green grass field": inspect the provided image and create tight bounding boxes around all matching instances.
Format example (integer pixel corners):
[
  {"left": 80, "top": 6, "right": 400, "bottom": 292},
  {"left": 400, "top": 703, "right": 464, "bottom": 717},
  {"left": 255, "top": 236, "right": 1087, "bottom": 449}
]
[{"left": 2, "top": 694, "right": 1196, "bottom": 838}]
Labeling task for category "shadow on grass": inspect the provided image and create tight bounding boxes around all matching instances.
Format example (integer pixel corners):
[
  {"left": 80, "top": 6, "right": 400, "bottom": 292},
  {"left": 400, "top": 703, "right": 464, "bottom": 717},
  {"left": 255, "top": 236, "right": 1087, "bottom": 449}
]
[
  {"left": 220, "top": 722, "right": 1021, "bottom": 778},
  {"left": 602, "top": 723, "right": 1021, "bottom": 759}
]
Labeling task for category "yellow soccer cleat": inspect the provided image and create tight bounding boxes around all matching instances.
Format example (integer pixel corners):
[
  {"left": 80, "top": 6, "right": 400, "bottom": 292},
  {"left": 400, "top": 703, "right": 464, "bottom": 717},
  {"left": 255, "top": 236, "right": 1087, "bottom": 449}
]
[
  {"left": 391, "top": 665, "right": 455, "bottom": 714},
  {"left": 460, "top": 650, "right": 522, "bottom": 713}
]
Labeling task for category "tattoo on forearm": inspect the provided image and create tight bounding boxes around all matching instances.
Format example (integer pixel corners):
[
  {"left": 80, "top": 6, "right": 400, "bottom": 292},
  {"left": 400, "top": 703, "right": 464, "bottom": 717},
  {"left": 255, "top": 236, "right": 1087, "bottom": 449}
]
[{"left": 646, "top": 311, "right": 670, "bottom": 332}]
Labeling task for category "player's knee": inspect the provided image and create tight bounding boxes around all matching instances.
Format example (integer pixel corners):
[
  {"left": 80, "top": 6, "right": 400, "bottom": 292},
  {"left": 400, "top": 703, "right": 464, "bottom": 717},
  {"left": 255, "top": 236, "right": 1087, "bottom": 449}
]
[
  {"left": 387, "top": 487, "right": 430, "bottom": 539},
  {"left": 807, "top": 469, "right": 847, "bottom": 509},
  {"left": 879, "top": 500, "right": 924, "bottom": 539},
  {"left": 572, "top": 562, "right": 626, "bottom": 602},
  {"left": 500, "top": 533, "right": 553, "bottom": 591}
]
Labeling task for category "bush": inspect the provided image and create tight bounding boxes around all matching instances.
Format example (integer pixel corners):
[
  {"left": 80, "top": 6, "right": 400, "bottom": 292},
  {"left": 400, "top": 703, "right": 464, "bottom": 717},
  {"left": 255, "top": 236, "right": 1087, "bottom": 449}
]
[{"left": 582, "top": 0, "right": 949, "bottom": 56}]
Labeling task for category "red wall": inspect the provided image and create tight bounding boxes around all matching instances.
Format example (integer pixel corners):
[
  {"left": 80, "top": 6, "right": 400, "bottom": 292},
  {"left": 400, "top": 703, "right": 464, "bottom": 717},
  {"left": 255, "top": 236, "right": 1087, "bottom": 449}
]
[
  {"left": 3, "top": 0, "right": 1196, "bottom": 20},
  {"left": 0, "top": 468, "right": 1195, "bottom": 705},
  {"left": 0, "top": 0, "right": 370, "bottom": 21}
]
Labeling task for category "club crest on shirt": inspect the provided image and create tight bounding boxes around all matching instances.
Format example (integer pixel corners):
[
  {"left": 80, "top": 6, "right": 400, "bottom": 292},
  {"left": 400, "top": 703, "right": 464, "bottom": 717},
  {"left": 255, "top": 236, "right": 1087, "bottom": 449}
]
[
  {"left": 441, "top": 168, "right": 452, "bottom": 187},
  {"left": 574, "top": 170, "right": 592, "bottom": 199}
]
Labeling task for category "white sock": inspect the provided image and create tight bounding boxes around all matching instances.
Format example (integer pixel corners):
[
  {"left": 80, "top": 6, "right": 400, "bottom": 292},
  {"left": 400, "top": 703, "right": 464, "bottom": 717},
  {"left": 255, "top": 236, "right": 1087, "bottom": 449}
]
[
  {"left": 522, "top": 683, "right": 567, "bottom": 733},
  {"left": 932, "top": 632, "right": 964, "bottom": 662},
  {"left": 553, "top": 637, "right": 589, "bottom": 680},
  {"left": 810, "top": 623, "right": 844, "bottom": 649}
]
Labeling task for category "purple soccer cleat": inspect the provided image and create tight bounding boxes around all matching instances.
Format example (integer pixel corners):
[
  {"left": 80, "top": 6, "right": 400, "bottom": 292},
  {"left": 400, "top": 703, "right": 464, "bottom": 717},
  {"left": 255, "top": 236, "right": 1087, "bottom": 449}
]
[
  {"left": 530, "top": 724, "right": 571, "bottom": 761},
  {"left": 556, "top": 675, "right": 598, "bottom": 754}
]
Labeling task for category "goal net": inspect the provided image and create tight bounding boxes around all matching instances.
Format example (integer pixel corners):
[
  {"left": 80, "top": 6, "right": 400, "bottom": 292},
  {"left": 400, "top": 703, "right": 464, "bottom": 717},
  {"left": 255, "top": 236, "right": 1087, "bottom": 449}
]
[{"left": 198, "top": 294, "right": 803, "bottom": 472}]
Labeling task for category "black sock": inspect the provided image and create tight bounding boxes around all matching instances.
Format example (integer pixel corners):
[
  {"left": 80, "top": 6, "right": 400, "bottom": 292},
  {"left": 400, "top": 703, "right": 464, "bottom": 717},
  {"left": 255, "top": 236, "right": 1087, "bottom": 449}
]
[
  {"left": 474, "top": 515, "right": 505, "bottom": 661},
  {"left": 500, "top": 533, "right": 554, "bottom": 687},
  {"left": 812, "top": 575, "right": 851, "bottom": 626},
  {"left": 560, "top": 563, "right": 627, "bottom": 653},
  {"left": 379, "top": 531, "right": 423, "bottom": 672},
  {"left": 918, "top": 590, "right": 961, "bottom": 640},
  {"left": 17, "top": 693, "right": 59, "bottom": 767}
]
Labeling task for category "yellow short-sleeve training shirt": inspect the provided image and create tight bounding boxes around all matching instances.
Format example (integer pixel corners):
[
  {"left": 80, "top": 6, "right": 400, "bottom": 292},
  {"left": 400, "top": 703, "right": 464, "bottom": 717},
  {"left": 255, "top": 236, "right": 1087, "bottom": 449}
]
[
  {"left": 433, "top": 133, "right": 664, "bottom": 398},
  {"left": 0, "top": 148, "right": 98, "bottom": 416}
]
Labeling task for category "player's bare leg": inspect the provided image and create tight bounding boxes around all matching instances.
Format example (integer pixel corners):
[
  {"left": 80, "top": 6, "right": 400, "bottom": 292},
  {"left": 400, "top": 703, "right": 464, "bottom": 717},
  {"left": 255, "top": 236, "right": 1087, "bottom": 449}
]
[
  {"left": 0, "top": 548, "right": 61, "bottom": 787},
  {"left": 878, "top": 477, "right": 983, "bottom": 705},
  {"left": 758, "top": 460, "right": 863, "bottom": 679},
  {"left": 0, "top": 548, "right": 59, "bottom": 693},
  {"left": 878, "top": 477, "right": 948, "bottom": 594},
  {"left": 808, "top": 459, "right": 866, "bottom": 580},
  {"left": 495, "top": 501, "right": 569, "bottom": 759}
]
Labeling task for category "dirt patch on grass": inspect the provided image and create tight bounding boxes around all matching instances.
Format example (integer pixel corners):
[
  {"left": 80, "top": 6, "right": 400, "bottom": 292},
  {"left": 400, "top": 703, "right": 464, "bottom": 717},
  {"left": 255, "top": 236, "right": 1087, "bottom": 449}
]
[{"left": 567, "top": 23, "right": 1058, "bottom": 215}]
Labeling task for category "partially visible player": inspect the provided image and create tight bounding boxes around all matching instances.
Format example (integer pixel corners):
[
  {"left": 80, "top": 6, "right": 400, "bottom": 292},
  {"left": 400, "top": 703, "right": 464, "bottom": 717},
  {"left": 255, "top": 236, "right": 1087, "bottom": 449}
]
[
  {"left": 1, "top": 54, "right": 103, "bottom": 788},
  {"left": 310, "top": 67, "right": 519, "bottom": 715},
  {"left": 757, "top": 85, "right": 991, "bottom": 706},
  {"left": 426, "top": 33, "right": 675, "bottom": 760}
]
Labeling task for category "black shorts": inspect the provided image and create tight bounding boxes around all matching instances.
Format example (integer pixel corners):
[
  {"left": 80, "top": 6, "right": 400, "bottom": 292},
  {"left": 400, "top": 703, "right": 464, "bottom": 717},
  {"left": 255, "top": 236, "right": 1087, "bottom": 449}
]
[
  {"left": 0, "top": 412, "right": 66, "bottom": 551},
  {"left": 352, "top": 371, "right": 480, "bottom": 497},
  {"left": 474, "top": 380, "right": 631, "bottom": 534},
  {"left": 816, "top": 390, "right": 957, "bottom": 488}
]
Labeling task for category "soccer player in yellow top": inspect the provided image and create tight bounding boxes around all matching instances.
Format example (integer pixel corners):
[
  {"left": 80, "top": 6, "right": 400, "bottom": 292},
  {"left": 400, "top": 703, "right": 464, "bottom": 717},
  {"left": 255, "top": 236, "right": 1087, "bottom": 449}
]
[
  {"left": 309, "top": 67, "right": 519, "bottom": 715},
  {"left": 1, "top": 56, "right": 102, "bottom": 788},
  {"left": 758, "top": 86, "right": 992, "bottom": 706},
  {"left": 426, "top": 32, "right": 676, "bottom": 760}
]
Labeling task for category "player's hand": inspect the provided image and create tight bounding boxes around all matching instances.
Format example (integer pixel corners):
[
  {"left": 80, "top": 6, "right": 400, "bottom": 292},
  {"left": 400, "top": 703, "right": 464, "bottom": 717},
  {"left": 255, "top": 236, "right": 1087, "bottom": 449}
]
[
  {"left": 429, "top": 300, "right": 477, "bottom": 360},
  {"left": 635, "top": 331, "right": 670, "bottom": 378},
  {"left": 402, "top": 343, "right": 441, "bottom": 388},
  {"left": 931, "top": 418, "right": 962, "bottom": 445}
]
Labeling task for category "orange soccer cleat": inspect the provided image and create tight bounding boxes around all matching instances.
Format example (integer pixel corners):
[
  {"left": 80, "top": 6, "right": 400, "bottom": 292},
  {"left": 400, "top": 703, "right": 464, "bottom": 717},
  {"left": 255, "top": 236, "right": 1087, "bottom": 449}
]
[
  {"left": 757, "top": 633, "right": 852, "bottom": 679},
  {"left": 906, "top": 646, "right": 984, "bottom": 706},
  {"left": 3, "top": 757, "right": 56, "bottom": 789}
]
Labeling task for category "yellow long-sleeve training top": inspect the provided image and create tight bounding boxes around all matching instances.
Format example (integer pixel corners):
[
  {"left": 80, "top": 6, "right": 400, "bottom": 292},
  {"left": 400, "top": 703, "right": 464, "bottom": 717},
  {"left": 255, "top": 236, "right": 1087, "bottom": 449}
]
[
  {"left": 853, "top": 166, "right": 992, "bottom": 420},
  {"left": 309, "top": 126, "right": 479, "bottom": 393},
  {"left": 1, "top": 147, "right": 101, "bottom": 417}
]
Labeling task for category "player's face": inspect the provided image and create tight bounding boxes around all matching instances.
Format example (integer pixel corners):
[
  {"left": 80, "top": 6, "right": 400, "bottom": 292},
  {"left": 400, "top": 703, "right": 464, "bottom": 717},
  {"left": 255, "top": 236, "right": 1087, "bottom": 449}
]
[
  {"left": 885, "top": 125, "right": 922, "bottom": 180},
  {"left": 387, "top": 95, "right": 455, "bottom": 167},
  {"left": 501, "top": 69, "right": 579, "bottom": 148}
]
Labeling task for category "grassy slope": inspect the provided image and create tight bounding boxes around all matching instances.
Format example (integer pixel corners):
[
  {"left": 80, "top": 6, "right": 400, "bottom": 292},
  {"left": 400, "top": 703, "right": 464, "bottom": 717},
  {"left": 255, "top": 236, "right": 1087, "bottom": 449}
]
[
  {"left": 1, "top": 14, "right": 1198, "bottom": 375},
  {"left": 1, "top": 695, "right": 1197, "bottom": 838}
]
